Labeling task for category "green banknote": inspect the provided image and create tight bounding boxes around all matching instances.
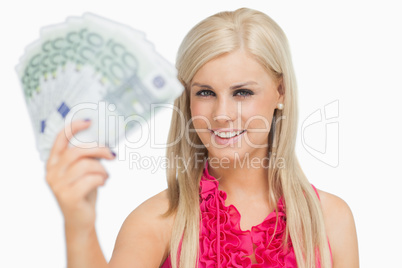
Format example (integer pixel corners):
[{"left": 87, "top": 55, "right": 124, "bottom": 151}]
[{"left": 16, "top": 13, "right": 183, "bottom": 163}]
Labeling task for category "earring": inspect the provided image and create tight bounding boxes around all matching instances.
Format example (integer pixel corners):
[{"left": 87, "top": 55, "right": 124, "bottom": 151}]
[
  {"left": 277, "top": 103, "right": 284, "bottom": 110},
  {"left": 269, "top": 112, "right": 276, "bottom": 147}
]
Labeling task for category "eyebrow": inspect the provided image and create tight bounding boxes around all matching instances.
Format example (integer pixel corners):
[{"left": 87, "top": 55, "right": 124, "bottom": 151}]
[{"left": 191, "top": 81, "right": 258, "bottom": 90}]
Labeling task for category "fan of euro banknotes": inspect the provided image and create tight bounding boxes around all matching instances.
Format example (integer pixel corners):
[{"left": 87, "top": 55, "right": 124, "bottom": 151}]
[{"left": 15, "top": 13, "right": 183, "bottom": 163}]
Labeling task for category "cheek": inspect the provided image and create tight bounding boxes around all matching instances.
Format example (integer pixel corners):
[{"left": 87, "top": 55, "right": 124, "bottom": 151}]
[
  {"left": 241, "top": 104, "right": 274, "bottom": 141},
  {"left": 190, "top": 100, "right": 211, "bottom": 132},
  {"left": 190, "top": 101, "right": 201, "bottom": 118},
  {"left": 241, "top": 102, "right": 273, "bottom": 127}
]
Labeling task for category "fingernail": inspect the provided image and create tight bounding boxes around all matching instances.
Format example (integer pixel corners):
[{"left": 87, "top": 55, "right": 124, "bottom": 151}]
[
  {"left": 84, "top": 118, "right": 91, "bottom": 122},
  {"left": 110, "top": 150, "right": 116, "bottom": 157}
]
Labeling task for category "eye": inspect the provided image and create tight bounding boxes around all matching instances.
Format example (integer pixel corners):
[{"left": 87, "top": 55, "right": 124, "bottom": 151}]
[
  {"left": 234, "top": 89, "right": 254, "bottom": 98},
  {"left": 195, "top": 89, "right": 215, "bottom": 97},
  {"left": 195, "top": 89, "right": 254, "bottom": 98}
]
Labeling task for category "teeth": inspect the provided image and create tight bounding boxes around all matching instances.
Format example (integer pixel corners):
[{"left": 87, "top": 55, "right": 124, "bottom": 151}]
[{"left": 214, "top": 130, "right": 243, "bottom": 138}]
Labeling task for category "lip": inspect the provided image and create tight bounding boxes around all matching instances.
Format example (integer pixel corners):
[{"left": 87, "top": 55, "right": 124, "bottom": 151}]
[
  {"left": 210, "top": 129, "right": 246, "bottom": 146},
  {"left": 209, "top": 128, "right": 245, "bottom": 132}
]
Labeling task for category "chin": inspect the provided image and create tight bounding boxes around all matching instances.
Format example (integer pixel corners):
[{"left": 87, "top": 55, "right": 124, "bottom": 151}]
[{"left": 206, "top": 149, "right": 249, "bottom": 168}]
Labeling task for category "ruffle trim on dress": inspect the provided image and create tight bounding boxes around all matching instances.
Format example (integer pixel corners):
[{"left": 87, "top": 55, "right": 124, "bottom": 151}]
[{"left": 198, "top": 161, "right": 297, "bottom": 268}]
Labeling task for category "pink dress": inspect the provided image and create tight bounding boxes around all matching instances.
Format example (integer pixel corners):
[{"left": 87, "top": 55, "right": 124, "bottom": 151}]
[{"left": 161, "top": 162, "right": 332, "bottom": 267}]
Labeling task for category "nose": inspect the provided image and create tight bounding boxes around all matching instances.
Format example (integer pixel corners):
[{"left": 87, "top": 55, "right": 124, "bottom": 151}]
[{"left": 212, "top": 98, "right": 238, "bottom": 124}]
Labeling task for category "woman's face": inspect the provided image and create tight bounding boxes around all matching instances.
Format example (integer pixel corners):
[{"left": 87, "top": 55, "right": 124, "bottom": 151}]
[{"left": 189, "top": 49, "right": 284, "bottom": 166}]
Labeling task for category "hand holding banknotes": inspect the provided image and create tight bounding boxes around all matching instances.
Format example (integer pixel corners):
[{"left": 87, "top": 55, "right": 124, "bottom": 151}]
[
  {"left": 16, "top": 13, "right": 183, "bottom": 163},
  {"left": 45, "top": 119, "right": 116, "bottom": 231}
]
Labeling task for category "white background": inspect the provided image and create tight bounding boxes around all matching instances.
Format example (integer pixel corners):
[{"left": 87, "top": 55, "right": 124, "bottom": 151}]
[{"left": 1, "top": 0, "right": 401, "bottom": 267}]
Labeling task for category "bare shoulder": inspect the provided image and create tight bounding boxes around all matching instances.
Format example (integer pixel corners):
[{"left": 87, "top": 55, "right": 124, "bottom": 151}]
[
  {"left": 315, "top": 188, "right": 359, "bottom": 268},
  {"left": 108, "top": 189, "right": 175, "bottom": 268}
]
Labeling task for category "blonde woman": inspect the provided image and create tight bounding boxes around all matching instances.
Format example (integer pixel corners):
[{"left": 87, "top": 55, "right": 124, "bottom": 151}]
[{"left": 45, "top": 7, "right": 359, "bottom": 268}]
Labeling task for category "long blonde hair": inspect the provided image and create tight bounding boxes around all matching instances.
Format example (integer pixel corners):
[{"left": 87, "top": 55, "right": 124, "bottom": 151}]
[{"left": 165, "top": 7, "right": 332, "bottom": 268}]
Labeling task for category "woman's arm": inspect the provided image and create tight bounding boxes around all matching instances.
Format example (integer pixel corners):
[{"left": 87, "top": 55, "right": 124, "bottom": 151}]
[
  {"left": 63, "top": 190, "right": 173, "bottom": 268},
  {"left": 46, "top": 120, "right": 172, "bottom": 268},
  {"left": 65, "top": 224, "right": 108, "bottom": 268},
  {"left": 318, "top": 189, "right": 360, "bottom": 268},
  {"left": 46, "top": 120, "right": 115, "bottom": 268}
]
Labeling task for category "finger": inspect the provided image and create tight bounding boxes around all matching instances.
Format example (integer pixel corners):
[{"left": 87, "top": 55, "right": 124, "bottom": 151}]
[
  {"left": 46, "top": 119, "right": 92, "bottom": 170},
  {"left": 71, "top": 174, "right": 107, "bottom": 201},
  {"left": 46, "top": 147, "right": 115, "bottom": 190},
  {"left": 59, "top": 146, "right": 116, "bottom": 173},
  {"left": 62, "top": 158, "right": 108, "bottom": 186}
]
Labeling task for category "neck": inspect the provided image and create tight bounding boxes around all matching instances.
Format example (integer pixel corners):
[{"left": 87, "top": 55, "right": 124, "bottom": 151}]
[{"left": 207, "top": 157, "right": 270, "bottom": 199}]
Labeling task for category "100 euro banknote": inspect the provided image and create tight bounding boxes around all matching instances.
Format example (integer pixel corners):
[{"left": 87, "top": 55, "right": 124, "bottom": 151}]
[{"left": 16, "top": 13, "right": 183, "bottom": 163}]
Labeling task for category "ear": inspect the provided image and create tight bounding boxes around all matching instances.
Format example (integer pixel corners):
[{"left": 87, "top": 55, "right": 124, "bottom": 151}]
[{"left": 276, "top": 77, "right": 285, "bottom": 103}]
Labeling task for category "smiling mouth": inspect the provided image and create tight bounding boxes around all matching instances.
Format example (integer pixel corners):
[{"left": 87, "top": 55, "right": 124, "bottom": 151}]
[{"left": 210, "top": 129, "right": 246, "bottom": 139}]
